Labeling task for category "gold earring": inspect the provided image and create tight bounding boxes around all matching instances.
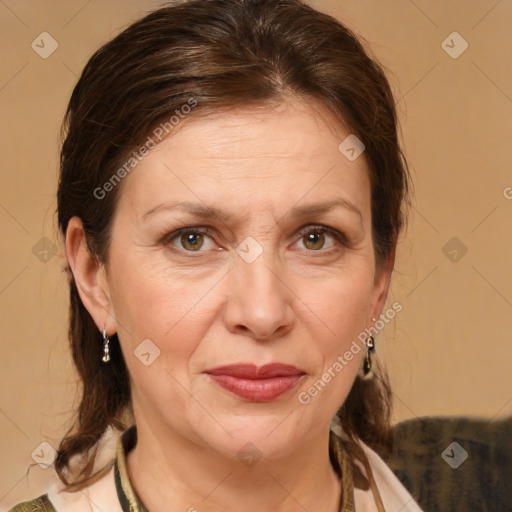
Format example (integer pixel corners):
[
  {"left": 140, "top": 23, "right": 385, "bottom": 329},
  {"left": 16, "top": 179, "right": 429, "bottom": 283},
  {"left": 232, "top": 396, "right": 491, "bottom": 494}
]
[
  {"left": 363, "top": 334, "right": 375, "bottom": 377},
  {"left": 102, "top": 329, "right": 111, "bottom": 363}
]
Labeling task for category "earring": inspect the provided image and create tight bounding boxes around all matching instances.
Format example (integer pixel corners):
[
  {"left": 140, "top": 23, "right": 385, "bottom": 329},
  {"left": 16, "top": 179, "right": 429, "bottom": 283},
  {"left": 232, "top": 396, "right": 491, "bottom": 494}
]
[
  {"left": 363, "top": 334, "right": 375, "bottom": 377},
  {"left": 102, "top": 329, "right": 111, "bottom": 363}
]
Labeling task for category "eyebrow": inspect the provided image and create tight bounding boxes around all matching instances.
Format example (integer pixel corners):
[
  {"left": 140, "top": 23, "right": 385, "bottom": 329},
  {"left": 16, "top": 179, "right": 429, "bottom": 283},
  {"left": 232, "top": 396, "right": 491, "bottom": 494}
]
[{"left": 141, "top": 198, "right": 362, "bottom": 223}]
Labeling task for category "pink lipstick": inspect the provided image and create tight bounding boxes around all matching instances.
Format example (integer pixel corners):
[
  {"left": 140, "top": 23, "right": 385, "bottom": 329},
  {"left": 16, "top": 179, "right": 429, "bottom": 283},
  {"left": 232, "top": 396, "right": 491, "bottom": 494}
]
[{"left": 205, "top": 363, "right": 305, "bottom": 402}]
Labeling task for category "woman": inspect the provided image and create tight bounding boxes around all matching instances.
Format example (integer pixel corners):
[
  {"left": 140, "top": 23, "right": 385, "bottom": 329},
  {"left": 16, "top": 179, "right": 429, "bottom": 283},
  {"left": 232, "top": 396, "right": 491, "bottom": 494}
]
[{"left": 9, "top": 0, "right": 422, "bottom": 510}]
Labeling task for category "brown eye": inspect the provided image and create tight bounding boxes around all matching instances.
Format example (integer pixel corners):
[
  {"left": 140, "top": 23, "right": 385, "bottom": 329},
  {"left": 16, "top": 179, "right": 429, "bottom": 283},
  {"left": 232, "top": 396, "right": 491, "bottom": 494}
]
[
  {"left": 303, "top": 232, "right": 326, "bottom": 250},
  {"left": 164, "top": 227, "right": 216, "bottom": 252},
  {"left": 295, "top": 225, "right": 347, "bottom": 253},
  {"left": 181, "top": 233, "right": 204, "bottom": 250}
]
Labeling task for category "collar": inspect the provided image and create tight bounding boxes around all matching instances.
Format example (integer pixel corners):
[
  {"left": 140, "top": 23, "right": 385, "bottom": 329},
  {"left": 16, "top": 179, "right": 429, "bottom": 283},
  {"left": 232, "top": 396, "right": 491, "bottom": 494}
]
[
  {"left": 113, "top": 424, "right": 355, "bottom": 512},
  {"left": 114, "top": 425, "right": 148, "bottom": 512}
]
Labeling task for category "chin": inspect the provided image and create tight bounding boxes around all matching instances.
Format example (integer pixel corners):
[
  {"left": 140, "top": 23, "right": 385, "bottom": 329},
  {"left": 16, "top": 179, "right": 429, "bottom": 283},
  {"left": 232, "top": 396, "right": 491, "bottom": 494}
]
[{"left": 192, "top": 410, "right": 314, "bottom": 462}]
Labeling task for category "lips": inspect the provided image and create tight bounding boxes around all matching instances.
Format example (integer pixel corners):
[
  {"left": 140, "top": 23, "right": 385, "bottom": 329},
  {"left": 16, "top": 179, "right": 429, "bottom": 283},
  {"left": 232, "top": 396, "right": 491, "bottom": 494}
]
[
  {"left": 206, "top": 363, "right": 304, "bottom": 379},
  {"left": 205, "top": 363, "right": 305, "bottom": 402}
]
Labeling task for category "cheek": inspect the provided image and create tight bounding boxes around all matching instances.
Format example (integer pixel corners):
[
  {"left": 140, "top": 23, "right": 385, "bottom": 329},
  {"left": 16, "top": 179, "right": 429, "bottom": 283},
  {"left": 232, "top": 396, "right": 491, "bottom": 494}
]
[
  {"left": 108, "top": 254, "right": 256, "bottom": 398},
  {"left": 108, "top": 258, "right": 217, "bottom": 362},
  {"left": 300, "top": 267, "right": 374, "bottom": 349}
]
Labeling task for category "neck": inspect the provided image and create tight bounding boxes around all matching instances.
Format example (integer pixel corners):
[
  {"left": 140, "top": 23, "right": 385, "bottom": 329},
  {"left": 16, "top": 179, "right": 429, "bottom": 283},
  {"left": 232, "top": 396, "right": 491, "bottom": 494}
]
[{"left": 126, "top": 415, "right": 342, "bottom": 512}]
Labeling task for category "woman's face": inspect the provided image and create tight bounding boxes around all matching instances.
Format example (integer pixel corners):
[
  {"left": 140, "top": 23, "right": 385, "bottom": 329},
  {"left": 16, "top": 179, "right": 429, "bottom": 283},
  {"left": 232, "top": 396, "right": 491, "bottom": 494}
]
[{"left": 92, "top": 98, "right": 391, "bottom": 459}]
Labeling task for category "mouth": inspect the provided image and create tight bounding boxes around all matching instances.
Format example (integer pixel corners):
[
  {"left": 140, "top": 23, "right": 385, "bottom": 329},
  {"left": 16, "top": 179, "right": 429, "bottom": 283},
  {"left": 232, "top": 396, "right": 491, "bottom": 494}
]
[{"left": 204, "top": 363, "right": 306, "bottom": 402}]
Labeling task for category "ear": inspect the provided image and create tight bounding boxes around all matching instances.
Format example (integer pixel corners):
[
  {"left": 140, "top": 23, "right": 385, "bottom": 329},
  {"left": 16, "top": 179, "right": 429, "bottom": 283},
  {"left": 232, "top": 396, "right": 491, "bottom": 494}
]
[
  {"left": 367, "top": 242, "right": 397, "bottom": 324},
  {"left": 65, "top": 216, "right": 117, "bottom": 335}
]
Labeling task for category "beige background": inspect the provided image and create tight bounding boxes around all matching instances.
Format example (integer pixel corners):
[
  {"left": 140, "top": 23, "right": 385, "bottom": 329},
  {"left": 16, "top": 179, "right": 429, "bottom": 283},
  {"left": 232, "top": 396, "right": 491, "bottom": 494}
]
[{"left": 1, "top": 0, "right": 511, "bottom": 508}]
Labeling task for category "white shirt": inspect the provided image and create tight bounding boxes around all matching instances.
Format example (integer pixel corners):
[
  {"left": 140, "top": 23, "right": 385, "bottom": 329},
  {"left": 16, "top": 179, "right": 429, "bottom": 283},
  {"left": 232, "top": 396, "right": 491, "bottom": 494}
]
[{"left": 41, "top": 424, "right": 423, "bottom": 512}]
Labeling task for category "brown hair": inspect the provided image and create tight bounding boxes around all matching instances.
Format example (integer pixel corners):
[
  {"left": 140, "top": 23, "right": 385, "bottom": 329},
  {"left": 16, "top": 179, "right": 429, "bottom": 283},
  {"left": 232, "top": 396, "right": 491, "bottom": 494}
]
[{"left": 55, "top": 0, "right": 410, "bottom": 498}]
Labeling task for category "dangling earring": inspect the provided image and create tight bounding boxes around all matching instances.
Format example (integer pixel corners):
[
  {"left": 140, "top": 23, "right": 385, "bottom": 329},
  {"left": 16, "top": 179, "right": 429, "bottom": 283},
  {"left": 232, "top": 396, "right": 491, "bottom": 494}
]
[
  {"left": 363, "top": 334, "right": 375, "bottom": 377},
  {"left": 102, "top": 329, "right": 111, "bottom": 363}
]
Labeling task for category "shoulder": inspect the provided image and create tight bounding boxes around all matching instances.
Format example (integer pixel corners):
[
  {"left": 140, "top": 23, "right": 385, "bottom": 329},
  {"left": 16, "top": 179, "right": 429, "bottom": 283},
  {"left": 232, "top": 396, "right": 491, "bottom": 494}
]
[
  {"left": 44, "top": 463, "right": 122, "bottom": 512},
  {"left": 357, "top": 441, "right": 424, "bottom": 512},
  {"left": 7, "top": 494, "right": 56, "bottom": 511},
  {"left": 329, "top": 417, "right": 423, "bottom": 511},
  {"left": 8, "top": 431, "right": 122, "bottom": 512}
]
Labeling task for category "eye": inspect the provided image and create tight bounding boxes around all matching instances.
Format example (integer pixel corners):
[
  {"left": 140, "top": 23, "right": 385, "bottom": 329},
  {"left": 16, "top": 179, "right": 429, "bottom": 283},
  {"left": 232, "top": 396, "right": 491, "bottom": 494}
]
[
  {"left": 295, "top": 225, "right": 347, "bottom": 252},
  {"left": 163, "top": 224, "right": 347, "bottom": 255},
  {"left": 165, "top": 227, "right": 217, "bottom": 252}
]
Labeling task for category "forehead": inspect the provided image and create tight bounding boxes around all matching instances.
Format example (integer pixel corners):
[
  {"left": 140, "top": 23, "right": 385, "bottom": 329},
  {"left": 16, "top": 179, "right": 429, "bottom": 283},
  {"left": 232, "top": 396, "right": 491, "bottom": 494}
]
[
  {"left": 160, "top": 98, "right": 350, "bottom": 165},
  {"left": 117, "top": 97, "right": 371, "bottom": 218}
]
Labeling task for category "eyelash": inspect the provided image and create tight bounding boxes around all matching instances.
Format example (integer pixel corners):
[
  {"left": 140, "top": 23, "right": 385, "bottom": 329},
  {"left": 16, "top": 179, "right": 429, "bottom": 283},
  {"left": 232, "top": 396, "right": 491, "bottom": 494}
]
[{"left": 162, "top": 225, "right": 349, "bottom": 256}]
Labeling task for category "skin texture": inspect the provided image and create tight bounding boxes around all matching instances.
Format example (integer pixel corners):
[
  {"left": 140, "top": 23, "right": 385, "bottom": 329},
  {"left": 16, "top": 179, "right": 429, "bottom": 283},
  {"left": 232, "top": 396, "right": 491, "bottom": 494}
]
[{"left": 65, "top": 97, "right": 394, "bottom": 512}]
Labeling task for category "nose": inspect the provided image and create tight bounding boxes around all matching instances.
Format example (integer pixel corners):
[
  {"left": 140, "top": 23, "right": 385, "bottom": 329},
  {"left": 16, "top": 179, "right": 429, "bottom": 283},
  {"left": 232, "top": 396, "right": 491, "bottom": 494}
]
[{"left": 222, "top": 248, "right": 295, "bottom": 340}]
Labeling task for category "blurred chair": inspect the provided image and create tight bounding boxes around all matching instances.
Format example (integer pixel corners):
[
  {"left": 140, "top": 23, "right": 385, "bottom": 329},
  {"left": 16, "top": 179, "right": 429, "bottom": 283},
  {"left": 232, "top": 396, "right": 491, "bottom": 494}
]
[{"left": 386, "top": 415, "right": 512, "bottom": 512}]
